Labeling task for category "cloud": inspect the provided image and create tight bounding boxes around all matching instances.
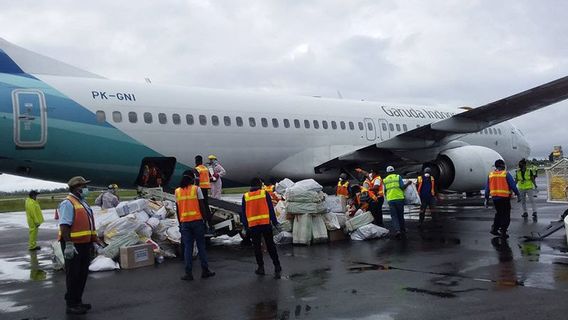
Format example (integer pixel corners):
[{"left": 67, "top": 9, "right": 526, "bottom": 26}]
[{"left": 0, "top": 0, "right": 566, "bottom": 190}]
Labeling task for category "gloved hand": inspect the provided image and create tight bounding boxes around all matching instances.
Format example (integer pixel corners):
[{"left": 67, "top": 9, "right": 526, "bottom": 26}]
[
  {"left": 64, "top": 242, "right": 78, "bottom": 260},
  {"left": 484, "top": 199, "right": 489, "bottom": 208}
]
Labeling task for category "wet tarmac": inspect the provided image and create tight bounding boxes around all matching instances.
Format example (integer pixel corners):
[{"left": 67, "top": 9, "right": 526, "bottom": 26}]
[{"left": 1, "top": 187, "right": 568, "bottom": 319}]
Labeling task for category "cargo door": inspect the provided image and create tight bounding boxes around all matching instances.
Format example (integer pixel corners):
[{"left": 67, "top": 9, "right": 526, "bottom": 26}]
[
  {"left": 136, "top": 157, "right": 177, "bottom": 188},
  {"left": 511, "top": 129, "right": 518, "bottom": 150},
  {"left": 12, "top": 89, "right": 47, "bottom": 148}
]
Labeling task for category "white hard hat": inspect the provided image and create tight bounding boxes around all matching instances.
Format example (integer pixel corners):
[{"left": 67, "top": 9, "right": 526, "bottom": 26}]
[{"left": 386, "top": 166, "right": 395, "bottom": 173}]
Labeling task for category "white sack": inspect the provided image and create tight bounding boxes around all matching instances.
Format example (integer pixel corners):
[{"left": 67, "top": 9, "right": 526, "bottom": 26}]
[
  {"left": 350, "top": 224, "right": 389, "bottom": 241},
  {"left": 285, "top": 189, "right": 325, "bottom": 203},
  {"left": 51, "top": 241, "right": 65, "bottom": 271},
  {"left": 133, "top": 211, "right": 150, "bottom": 224},
  {"left": 146, "top": 217, "right": 160, "bottom": 229},
  {"left": 152, "top": 206, "right": 168, "bottom": 220},
  {"left": 311, "top": 215, "right": 329, "bottom": 243},
  {"left": 166, "top": 226, "right": 181, "bottom": 243},
  {"left": 275, "top": 201, "right": 287, "bottom": 222},
  {"left": 324, "top": 213, "right": 341, "bottom": 230},
  {"left": 280, "top": 219, "right": 293, "bottom": 232},
  {"left": 324, "top": 196, "right": 345, "bottom": 213},
  {"left": 291, "top": 179, "right": 323, "bottom": 192},
  {"left": 286, "top": 201, "right": 327, "bottom": 215},
  {"left": 103, "top": 231, "right": 140, "bottom": 259},
  {"left": 93, "top": 208, "right": 120, "bottom": 237},
  {"left": 136, "top": 224, "right": 153, "bottom": 238},
  {"left": 404, "top": 183, "right": 422, "bottom": 206},
  {"left": 345, "top": 211, "right": 374, "bottom": 232},
  {"left": 293, "top": 214, "right": 312, "bottom": 245},
  {"left": 104, "top": 214, "right": 142, "bottom": 243},
  {"left": 335, "top": 213, "right": 347, "bottom": 228},
  {"left": 276, "top": 178, "right": 295, "bottom": 195},
  {"left": 89, "top": 255, "right": 120, "bottom": 272},
  {"left": 274, "top": 231, "right": 293, "bottom": 245},
  {"left": 116, "top": 199, "right": 149, "bottom": 217}
]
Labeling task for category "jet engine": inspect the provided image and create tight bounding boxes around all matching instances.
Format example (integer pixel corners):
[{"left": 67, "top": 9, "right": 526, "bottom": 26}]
[{"left": 427, "top": 146, "right": 503, "bottom": 192}]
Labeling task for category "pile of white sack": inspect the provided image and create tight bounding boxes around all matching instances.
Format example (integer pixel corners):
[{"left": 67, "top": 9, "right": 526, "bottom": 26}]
[
  {"left": 272, "top": 178, "right": 390, "bottom": 245},
  {"left": 87, "top": 198, "right": 181, "bottom": 271}
]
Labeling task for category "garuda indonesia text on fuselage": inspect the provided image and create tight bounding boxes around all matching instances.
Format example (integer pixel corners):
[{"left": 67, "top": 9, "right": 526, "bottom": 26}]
[{"left": 1, "top": 38, "right": 568, "bottom": 191}]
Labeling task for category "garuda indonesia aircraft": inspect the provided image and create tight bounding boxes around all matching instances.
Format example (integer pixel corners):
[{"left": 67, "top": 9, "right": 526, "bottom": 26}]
[{"left": 1, "top": 38, "right": 567, "bottom": 191}]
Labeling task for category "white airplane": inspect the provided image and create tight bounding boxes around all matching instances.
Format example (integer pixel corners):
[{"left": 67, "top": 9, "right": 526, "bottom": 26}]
[{"left": 1, "top": 38, "right": 567, "bottom": 192}]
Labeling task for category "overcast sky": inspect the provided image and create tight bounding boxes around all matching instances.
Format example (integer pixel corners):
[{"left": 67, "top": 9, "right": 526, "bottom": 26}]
[{"left": 1, "top": 0, "right": 567, "bottom": 191}]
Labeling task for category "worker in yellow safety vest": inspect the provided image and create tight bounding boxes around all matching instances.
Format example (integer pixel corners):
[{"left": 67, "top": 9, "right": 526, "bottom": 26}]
[
  {"left": 241, "top": 177, "right": 282, "bottom": 279},
  {"left": 176, "top": 171, "right": 216, "bottom": 281},
  {"left": 485, "top": 159, "right": 520, "bottom": 238},
  {"left": 416, "top": 167, "right": 437, "bottom": 228},
  {"left": 57, "top": 176, "right": 98, "bottom": 315},
  {"left": 515, "top": 158, "right": 537, "bottom": 220},
  {"left": 25, "top": 190, "right": 44, "bottom": 251},
  {"left": 383, "top": 166, "right": 412, "bottom": 238},
  {"left": 195, "top": 155, "right": 214, "bottom": 234}
]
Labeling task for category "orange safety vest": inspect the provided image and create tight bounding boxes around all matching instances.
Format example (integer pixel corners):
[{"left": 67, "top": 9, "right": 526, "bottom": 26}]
[
  {"left": 195, "top": 165, "right": 211, "bottom": 189},
  {"left": 244, "top": 190, "right": 271, "bottom": 227},
  {"left": 417, "top": 175, "right": 436, "bottom": 196},
  {"left": 336, "top": 181, "right": 350, "bottom": 197},
  {"left": 263, "top": 184, "right": 279, "bottom": 203},
  {"left": 175, "top": 185, "right": 203, "bottom": 223},
  {"left": 58, "top": 195, "right": 97, "bottom": 244},
  {"left": 489, "top": 170, "right": 511, "bottom": 198},
  {"left": 368, "top": 176, "right": 384, "bottom": 198}
]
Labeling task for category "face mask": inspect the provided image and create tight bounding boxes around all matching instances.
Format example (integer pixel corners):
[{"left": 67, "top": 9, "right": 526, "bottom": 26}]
[
  {"left": 424, "top": 173, "right": 430, "bottom": 178},
  {"left": 81, "top": 188, "right": 90, "bottom": 197}
]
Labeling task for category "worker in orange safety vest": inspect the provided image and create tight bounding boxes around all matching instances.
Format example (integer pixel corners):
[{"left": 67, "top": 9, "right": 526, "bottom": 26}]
[
  {"left": 195, "top": 155, "right": 214, "bottom": 234},
  {"left": 484, "top": 159, "right": 520, "bottom": 238}
]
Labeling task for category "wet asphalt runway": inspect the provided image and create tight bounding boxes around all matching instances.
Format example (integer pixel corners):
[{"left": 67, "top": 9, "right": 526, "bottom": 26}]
[{"left": 1, "top": 188, "right": 567, "bottom": 319}]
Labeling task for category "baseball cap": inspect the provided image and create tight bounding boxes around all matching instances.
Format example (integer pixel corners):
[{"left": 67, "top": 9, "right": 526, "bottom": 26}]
[
  {"left": 29, "top": 190, "right": 40, "bottom": 196},
  {"left": 208, "top": 155, "right": 217, "bottom": 160},
  {"left": 67, "top": 176, "right": 91, "bottom": 188},
  {"left": 386, "top": 166, "right": 395, "bottom": 173}
]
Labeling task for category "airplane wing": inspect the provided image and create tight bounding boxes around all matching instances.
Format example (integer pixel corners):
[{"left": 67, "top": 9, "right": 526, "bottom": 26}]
[{"left": 315, "top": 75, "right": 568, "bottom": 172}]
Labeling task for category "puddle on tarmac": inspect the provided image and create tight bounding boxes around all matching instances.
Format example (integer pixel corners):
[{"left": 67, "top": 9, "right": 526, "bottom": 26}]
[
  {"left": 289, "top": 267, "right": 331, "bottom": 298},
  {"left": 0, "top": 296, "right": 29, "bottom": 313},
  {"left": 0, "top": 251, "right": 50, "bottom": 282},
  {"left": 403, "top": 287, "right": 457, "bottom": 298},
  {"left": 348, "top": 261, "right": 390, "bottom": 272}
]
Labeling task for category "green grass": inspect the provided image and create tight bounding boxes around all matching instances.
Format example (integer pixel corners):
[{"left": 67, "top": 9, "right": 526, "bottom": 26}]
[
  {"left": 0, "top": 190, "right": 139, "bottom": 213},
  {"left": 222, "top": 187, "right": 250, "bottom": 194}
]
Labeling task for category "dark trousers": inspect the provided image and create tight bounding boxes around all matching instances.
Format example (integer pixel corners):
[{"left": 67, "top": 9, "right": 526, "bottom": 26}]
[
  {"left": 419, "top": 196, "right": 435, "bottom": 224},
  {"left": 492, "top": 198, "right": 511, "bottom": 232},
  {"left": 370, "top": 198, "right": 384, "bottom": 226},
  {"left": 61, "top": 241, "right": 92, "bottom": 307},
  {"left": 250, "top": 228, "right": 280, "bottom": 269},
  {"left": 201, "top": 188, "right": 213, "bottom": 227},
  {"left": 181, "top": 220, "right": 209, "bottom": 274},
  {"left": 388, "top": 200, "right": 406, "bottom": 233}
]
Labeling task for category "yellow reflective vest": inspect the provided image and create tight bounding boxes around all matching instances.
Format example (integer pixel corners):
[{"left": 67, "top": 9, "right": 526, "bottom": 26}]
[{"left": 384, "top": 174, "right": 405, "bottom": 202}]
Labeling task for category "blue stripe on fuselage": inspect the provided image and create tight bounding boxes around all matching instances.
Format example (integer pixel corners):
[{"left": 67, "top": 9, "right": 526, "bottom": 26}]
[{"left": 0, "top": 49, "right": 25, "bottom": 74}]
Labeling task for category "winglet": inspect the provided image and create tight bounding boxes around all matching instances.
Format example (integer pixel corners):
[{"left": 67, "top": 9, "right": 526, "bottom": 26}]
[{"left": 0, "top": 38, "right": 104, "bottom": 79}]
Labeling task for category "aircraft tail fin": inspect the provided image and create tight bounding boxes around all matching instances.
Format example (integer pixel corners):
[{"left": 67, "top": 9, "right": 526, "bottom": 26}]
[{"left": 0, "top": 38, "right": 104, "bottom": 79}]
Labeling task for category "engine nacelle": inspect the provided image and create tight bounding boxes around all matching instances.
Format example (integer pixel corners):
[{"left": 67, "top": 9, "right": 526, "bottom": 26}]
[{"left": 430, "top": 146, "right": 503, "bottom": 192}]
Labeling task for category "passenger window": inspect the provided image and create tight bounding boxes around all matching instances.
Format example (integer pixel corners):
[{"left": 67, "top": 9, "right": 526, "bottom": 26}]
[
  {"left": 367, "top": 122, "right": 373, "bottom": 131},
  {"left": 212, "top": 115, "right": 219, "bottom": 126},
  {"left": 158, "top": 113, "right": 167, "bottom": 124},
  {"left": 272, "top": 118, "right": 279, "bottom": 128},
  {"left": 322, "top": 120, "right": 328, "bottom": 129},
  {"left": 144, "top": 112, "right": 153, "bottom": 124},
  {"left": 128, "top": 112, "right": 137, "bottom": 123},
  {"left": 236, "top": 116, "right": 243, "bottom": 127},
  {"left": 294, "top": 119, "right": 301, "bottom": 128},
  {"left": 349, "top": 122, "right": 355, "bottom": 130},
  {"left": 498, "top": 128, "right": 502, "bottom": 135},
  {"left": 402, "top": 124, "right": 408, "bottom": 132},
  {"left": 358, "top": 122, "right": 364, "bottom": 130},
  {"left": 224, "top": 116, "right": 231, "bottom": 126},
  {"left": 199, "top": 115, "right": 207, "bottom": 126},
  {"left": 172, "top": 113, "right": 181, "bottom": 125},
  {"left": 283, "top": 119, "right": 290, "bottom": 128},
  {"left": 483, "top": 129, "right": 488, "bottom": 134},
  {"left": 389, "top": 123, "right": 394, "bottom": 131},
  {"left": 313, "top": 120, "right": 319, "bottom": 129},
  {"left": 382, "top": 123, "right": 387, "bottom": 131},
  {"left": 96, "top": 110, "right": 106, "bottom": 123},
  {"left": 331, "top": 121, "right": 337, "bottom": 130},
  {"left": 340, "top": 121, "right": 346, "bottom": 130},
  {"left": 249, "top": 117, "right": 256, "bottom": 127},
  {"left": 304, "top": 120, "right": 310, "bottom": 129},
  {"left": 261, "top": 117, "right": 268, "bottom": 127},
  {"left": 395, "top": 124, "right": 401, "bottom": 131},
  {"left": 112, "top": 111, "right": 122, "bottom": 123},
  {"left": 186, "top": 114, "right": 194, "bottom": 125}
]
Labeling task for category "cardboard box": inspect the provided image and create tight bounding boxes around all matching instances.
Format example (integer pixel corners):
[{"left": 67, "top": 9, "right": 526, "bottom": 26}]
[
  {"left": 328, "top": 230, "right": 347, "bottom": 242},
  {"left": 120, "top": 244, "right": 154, "bottom": 269}
]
